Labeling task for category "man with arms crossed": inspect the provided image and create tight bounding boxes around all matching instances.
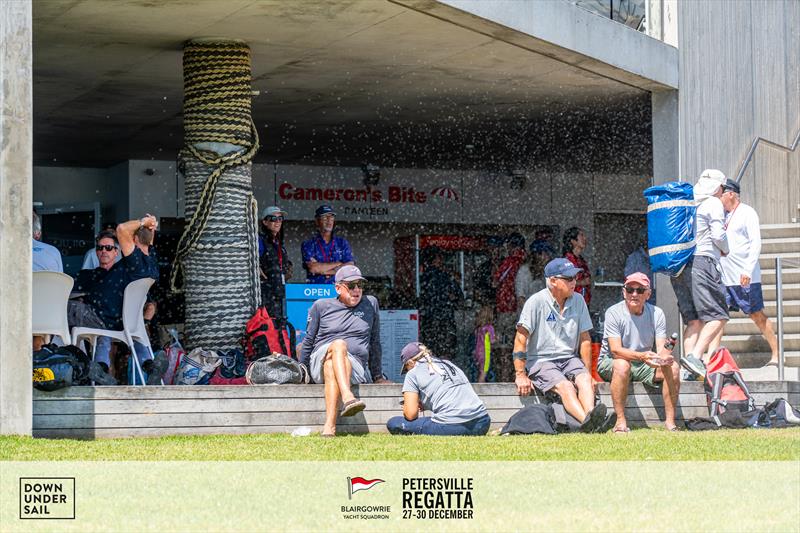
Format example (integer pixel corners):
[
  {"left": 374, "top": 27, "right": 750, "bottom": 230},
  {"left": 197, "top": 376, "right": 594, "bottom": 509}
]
[
  {"left": 299, "top": 265, "right": 390, "bottom": 437},
  {"left": 597, "top": 273, "right": 680, "bottom": 433},
  {"left": 513, "top": 258, "right": 612, "bottom": 432}
]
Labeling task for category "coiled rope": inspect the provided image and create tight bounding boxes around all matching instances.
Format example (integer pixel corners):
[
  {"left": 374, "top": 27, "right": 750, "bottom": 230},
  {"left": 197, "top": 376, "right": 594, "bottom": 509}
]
[{"left": 173, "top": 39, "right": 261, "bottom": 351}]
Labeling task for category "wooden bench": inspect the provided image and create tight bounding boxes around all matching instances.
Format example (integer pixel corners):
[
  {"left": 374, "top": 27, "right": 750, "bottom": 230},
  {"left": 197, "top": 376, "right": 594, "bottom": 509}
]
[{"left": 32, "top": 382, "right": 800, "bottom": 438}]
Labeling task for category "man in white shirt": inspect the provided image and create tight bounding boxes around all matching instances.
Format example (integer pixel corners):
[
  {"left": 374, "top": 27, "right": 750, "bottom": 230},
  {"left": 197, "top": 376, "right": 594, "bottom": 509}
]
[
  {"left": 717, "top": 178, "right": 779, "bottom": 367},
  {"left": 681, "top": 169, "right": 730, "bottom": 379},
  {"left": 31, "top": 211, "right": 63, "bottom": 272}
]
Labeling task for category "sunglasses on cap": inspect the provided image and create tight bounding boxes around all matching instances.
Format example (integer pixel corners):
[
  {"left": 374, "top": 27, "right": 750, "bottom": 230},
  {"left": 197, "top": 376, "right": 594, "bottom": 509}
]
[
  {"left": 265, "top": 215, "right": 284, "bottom": 222},
  {"left": 624, "top": 286, "right": 648, "bottom": 294},
  {"left": 341, "top": 280, "right": 365, "bottom": 290},
  {"left": 95, "top": 244, "right": 116, "bottom": 252}
]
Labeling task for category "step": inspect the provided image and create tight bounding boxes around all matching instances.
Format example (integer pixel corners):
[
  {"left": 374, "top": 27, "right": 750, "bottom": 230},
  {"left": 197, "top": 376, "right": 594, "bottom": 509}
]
[
  {"left": 760, "top": 223, "right": 800, "bottom": 239},
  {"left": 730, "top": 300, "right": 800, "bottom": 319},
  {"left": 760, "top": 237, "right": 800, "bottom": 255},
  {"left": 723, "top": 316, "right": 800, "bottom": 335},
  {"left": 720, "top": 333, "right": 800, "bottom": 353},
  {"left": 727, "top": 351, "right": 800, "bottom": 369},
  {"left": 740, "top": 366, "right": 800, "bottom": 381},
  {"left": 762, "top": 283, "right": 800, "bottom": 300},
  {"left": 759, "top": 252, "right": 800, "bottom": 269},
  {"left": 761, "top": 268, "right": 800, "bottom": 285}
]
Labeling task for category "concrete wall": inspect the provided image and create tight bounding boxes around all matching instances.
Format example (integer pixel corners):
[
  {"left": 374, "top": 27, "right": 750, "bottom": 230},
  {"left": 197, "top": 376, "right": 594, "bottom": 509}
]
[{"left": 679, "top": 0, "right": 800, "bottom": 223}]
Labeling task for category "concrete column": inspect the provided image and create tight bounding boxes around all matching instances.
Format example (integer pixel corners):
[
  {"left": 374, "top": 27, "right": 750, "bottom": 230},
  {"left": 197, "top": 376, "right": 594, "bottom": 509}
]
[
  {"left": 651, "top": 89, "right": 681, "bottom": 339},
  {"left": 0, "top": 0, "right": 33, "bottom": 435}
]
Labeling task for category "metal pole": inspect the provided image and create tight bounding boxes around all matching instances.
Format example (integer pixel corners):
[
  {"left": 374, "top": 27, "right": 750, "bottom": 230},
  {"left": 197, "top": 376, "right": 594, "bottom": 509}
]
[
  {"left": 678, "top": 312, "right": 684, "bottom": 359},
  {"left": 776, "top": 257, "right": 785, "bottom": 380},
  {"left": 415, "top": 234, "right": 420, "bottom": 298},
  {"left": 459, "top": 250, "right": 465, "bottom": 292}
]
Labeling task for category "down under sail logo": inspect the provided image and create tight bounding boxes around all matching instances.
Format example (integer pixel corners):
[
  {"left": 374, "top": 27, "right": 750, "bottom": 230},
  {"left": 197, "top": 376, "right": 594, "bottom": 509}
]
[{"left": 348, "top": 476, "right": 385, "bottom": 498}]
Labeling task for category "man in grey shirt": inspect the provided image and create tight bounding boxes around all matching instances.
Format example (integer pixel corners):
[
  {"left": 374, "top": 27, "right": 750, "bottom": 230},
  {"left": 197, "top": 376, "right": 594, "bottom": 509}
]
[
  {"left": 513, "top": 258, "right": 612, "bottom": 432},
  {"left": 299, "top": 265, "right": 390, "bottom": 437}
]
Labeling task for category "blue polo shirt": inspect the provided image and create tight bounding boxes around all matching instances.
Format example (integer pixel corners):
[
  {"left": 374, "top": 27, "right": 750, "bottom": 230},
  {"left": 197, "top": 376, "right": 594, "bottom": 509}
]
[
  {"left": 75, "top": 248, "right": 159, "bottom": 330},
  {"left": 300, "top": 232, "right": 354, "bottom": 284}
]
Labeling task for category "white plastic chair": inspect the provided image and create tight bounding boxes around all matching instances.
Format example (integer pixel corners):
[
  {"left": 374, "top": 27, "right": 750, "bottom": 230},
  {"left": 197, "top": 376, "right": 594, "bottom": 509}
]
[
  {"left": 72, "top": 277, "right": 156, "bottom": 386},
  {"left": 32, "top": 271, "right": 74, "bottom": 345}
]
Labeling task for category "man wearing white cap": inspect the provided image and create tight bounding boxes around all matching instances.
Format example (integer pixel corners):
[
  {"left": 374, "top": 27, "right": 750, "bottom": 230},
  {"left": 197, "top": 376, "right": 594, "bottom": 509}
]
[
  {"left": 299, "top": 265, "right": 390, "bottom": 436},
  {"left": 681, "top": 169, "right": 730, "bottom": 378}
]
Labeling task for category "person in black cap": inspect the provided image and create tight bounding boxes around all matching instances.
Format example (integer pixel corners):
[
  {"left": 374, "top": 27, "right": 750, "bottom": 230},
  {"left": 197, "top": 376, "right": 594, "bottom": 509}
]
[
  {"left": 386, "top": 342, "right": 490, "bottom": 436},
  {"left": 300, "top": 204, "right": 354, "bottom": 284},
  {"left": 717, "top": 178, "right": 779, "bottom": 368},
  {"left": 298, "top": 265, "right": 390, "bottom": 437},
  {"left": 512, "top": 258, "right": 614, "bottom": 432}
]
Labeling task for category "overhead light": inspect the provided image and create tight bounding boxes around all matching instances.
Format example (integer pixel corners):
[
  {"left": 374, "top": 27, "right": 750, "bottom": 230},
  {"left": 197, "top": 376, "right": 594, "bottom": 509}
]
[
  {"left": 361, "top": 163, "right": 381, "bottom": 186},
  {"left": 509, "top": 169, "right": 527, "bottom": 190}
]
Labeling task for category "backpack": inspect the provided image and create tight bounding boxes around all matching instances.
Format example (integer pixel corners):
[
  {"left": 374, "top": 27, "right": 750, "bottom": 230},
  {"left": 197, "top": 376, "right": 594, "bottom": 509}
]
[
  {"left": 643, "top": 181, "right": 696, "bottom": 276},
  {"left": 704, "top": 347, "right": 756, "bottom": 416},
  {"left": 32, "top": 345, "right": 91, "bottom": 391},
  {"left": 244, "top": 307, "right": 295, "bottom": 360}
]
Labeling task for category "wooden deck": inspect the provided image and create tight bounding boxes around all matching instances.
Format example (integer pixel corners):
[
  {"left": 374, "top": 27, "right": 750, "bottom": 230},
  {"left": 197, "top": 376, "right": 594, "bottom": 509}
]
[{"left": 32, "top": 382, "right": 800, "bottom": 439}]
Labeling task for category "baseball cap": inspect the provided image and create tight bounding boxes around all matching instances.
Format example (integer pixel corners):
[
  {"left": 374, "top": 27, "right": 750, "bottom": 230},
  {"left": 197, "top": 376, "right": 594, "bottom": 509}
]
[
  {"left": 261, "top": 206, "right": 286, "bottom": 219},
  {"left": 315, "top": 204, "right": 335, "bottom": 218},
  {"left": 721, "top": 178, "right": 740, "bottom": 194},
  {"left": 700, "top": 168, "right": 727, "bottom": 185},
  {"left": 544, "top": 258, "right": 582, "bottom": 278},
  {"left": 401, "top": 341, "right": 424, "bottom": 368},
  {"left": 623, "top": 272, "right": 651, "bottom": 288},
  {"left": 334, "top": 265, "right": 365, "bottom": 283}
]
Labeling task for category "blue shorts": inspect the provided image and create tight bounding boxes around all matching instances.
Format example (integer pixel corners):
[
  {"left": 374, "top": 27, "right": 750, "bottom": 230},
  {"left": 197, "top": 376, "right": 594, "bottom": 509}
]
[{"left": 725, "top": 283, "right": 764, "bottom": 315}]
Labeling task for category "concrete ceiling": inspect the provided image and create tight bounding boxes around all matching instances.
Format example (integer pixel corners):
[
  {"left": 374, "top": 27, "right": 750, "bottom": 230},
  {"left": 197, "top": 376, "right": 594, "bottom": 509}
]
[{"left": 33, "top": 0, "right": 651, "bottom": 170}]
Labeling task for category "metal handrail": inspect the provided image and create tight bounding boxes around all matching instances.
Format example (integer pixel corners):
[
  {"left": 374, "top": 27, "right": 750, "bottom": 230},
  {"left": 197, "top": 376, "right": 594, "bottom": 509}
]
[
  {"left": 734, "top": 127, "right": 800, "bottom": 183},
  {"left": 776, "top": 257, "right": 784, "bottom": 381}
]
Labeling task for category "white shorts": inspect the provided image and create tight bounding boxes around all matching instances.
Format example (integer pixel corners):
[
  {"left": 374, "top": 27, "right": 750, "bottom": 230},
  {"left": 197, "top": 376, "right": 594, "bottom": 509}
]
[{"left": 309, "top": 341, "right": 371, "bottom": 385}]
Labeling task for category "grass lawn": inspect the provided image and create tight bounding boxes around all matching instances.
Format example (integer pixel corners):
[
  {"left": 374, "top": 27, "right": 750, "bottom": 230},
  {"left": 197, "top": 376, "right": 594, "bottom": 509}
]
[{"left": 2, "top": 427, "right": 798, "bottom": 461}]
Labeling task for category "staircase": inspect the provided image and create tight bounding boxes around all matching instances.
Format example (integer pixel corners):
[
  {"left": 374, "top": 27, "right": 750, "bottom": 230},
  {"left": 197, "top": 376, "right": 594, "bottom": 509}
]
[{"left": 723, "top": 223, "right": 800, "bottom": 380}]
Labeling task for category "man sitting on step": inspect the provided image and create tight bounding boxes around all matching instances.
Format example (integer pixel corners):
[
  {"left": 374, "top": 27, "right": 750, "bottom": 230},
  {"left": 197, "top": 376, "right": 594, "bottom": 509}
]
[
  {"left": 597, "top": 273, "right": 681, "bottom": 433},
  {"left": 299, "top": 265, "right": 390, "bottom": 437}
]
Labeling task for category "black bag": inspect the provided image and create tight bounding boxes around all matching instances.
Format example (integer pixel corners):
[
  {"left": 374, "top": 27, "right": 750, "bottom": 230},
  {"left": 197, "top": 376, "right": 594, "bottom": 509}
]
[
  {"left": 763, "top": 398, "right": 800, "bottom": 428},
  {"left": 218, "top": 348, "right": 247, "bottom": 378},
  {"left": 500, "top": 405, "right": 557, "bottom": 435},
  {"left": 32, "top": 345, "right": 91, "bottom": 391},
  {"left": 245, "top": 354, "right": 308, "bottom": 385},
  {"left": 684, "top": 408, "right": 764, "bottom": 431}
]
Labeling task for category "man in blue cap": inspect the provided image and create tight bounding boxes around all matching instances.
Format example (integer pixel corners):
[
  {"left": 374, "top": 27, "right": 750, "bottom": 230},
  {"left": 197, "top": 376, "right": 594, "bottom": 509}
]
[
  {"left": 512, "top": 257, "right": 613, "bottom": 432},
  {"left": 301, "top": 204, "right": 354, "bottom": 284}
]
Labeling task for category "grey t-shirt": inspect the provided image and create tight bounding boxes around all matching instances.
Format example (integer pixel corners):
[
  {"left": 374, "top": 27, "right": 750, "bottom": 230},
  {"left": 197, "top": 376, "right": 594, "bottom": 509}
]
[
  {"left": 299, "top": 295, "right": 382, "bottom": 380},
  {"left": 402, "top": 358, "right": 487, "bottom": 424},
  {"left": 599, "top": 301, "right": 666, "bottom": 363},
  {"left": 517, "top": 288, "right": 593, "bottom": 371}
]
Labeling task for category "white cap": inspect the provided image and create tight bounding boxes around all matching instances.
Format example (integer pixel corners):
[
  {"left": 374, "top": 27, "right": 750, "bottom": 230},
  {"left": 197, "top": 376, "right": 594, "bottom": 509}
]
[{"left": 699, "top": 169, "right": 726, "bottom": 185}]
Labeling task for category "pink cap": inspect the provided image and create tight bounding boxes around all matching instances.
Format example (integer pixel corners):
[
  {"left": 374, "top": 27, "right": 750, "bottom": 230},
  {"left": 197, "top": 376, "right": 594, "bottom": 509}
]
[{"left": 624, "top": 272, "right": 651, "bottom": 288}]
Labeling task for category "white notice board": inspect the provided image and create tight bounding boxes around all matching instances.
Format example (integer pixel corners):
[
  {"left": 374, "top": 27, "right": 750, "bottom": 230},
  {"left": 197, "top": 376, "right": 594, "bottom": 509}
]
[{"left": 379, "top": 310, "right": 419, "bottom": 383}]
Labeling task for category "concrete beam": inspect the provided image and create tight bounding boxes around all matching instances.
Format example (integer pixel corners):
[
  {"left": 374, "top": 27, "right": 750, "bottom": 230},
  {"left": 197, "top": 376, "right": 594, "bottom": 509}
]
[
  {"left": 0, "top": 0, "right": 33, "bottom": 436},
  {"left": 393, "top": 0, "right": 678, "bottom": 91}
]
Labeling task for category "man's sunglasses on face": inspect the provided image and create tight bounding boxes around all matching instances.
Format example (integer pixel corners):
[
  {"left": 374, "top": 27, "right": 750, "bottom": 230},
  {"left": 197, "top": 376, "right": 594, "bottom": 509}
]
[
  {"left": 624, "top": 286, "right": 648, "bottom": 294},
  {"left": 343, "top": 280, "right": 364, "bottom": 290},
  {"left": 556, "top": 276, "right": 576, "bottom": 282},
  {"left": 266, "top": 215, "right": 284, "bottom": 222},
  {"left": 95, "top": 244, "right": 116, "bottom": 252}
]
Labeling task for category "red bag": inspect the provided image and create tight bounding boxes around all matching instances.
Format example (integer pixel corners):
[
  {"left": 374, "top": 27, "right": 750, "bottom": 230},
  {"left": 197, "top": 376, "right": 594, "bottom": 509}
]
[
  {"left": 208, "top": 367, "right": 249, "bottom": 385},
  {"left": 244, "top": 307, "right": 294, "bottom": 360},
  {"left": 704, "top": 347, "right": 756, "bottom": 416}
]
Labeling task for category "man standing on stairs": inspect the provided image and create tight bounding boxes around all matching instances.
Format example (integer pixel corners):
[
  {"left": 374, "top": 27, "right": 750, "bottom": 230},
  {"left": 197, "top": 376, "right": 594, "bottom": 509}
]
[
  {"left": 680, "top": 169, "right": 730, "bottom": 379},
  {"left": 716, "top": 178, "right": 780, "bottom": 367}
]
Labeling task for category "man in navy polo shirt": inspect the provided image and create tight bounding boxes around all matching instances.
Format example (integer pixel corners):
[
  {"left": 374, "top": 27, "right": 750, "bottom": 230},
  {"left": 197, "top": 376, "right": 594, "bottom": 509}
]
[
  {"left": 513, "top": 258, "right": 613, "bottom": 432},
  {"left": 69, "top": 215, "right": 159, "bottom": 374},
  {"left": 301, "top": 204, "right": 354, "bottom": 284}
]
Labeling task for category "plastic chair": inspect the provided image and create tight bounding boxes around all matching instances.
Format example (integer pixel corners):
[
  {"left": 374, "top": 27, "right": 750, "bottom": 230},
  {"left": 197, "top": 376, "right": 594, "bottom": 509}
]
[
  {"left": 32, "top": 271, "right": 74, "bottom": 345},
  {"left": 72, "top": 277, "right": 156, "bottom": 386}
]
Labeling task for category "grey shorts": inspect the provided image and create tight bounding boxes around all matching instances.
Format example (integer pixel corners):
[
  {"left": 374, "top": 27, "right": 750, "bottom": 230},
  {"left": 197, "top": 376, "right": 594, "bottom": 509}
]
[
  {"left": 670, "top": 261, "right": 699, "bottom": 323},
  {"left": 528, "top": 357, "right": 588, "bottom": 393},
  {"left": 691, "top": 255, "right": 729, "bottom": 322},
  {"left": 309, "top": 341, "right": 371, "bottom": 385}
]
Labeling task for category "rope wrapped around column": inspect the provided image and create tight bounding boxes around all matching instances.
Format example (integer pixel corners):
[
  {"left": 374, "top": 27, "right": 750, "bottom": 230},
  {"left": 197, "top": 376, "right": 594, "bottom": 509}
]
[{"left": 172, "top": 39, "right": 261, "bottom": 352}]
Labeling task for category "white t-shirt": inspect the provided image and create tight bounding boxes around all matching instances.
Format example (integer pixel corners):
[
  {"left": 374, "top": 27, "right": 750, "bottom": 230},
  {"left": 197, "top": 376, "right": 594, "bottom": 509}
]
[
  {"left": 719, "top": 202, "right": 761, "bottom": 286},
  {"left": 694, "top": 196, "right": 729, "bottom": 259},
  {"left": 32, "top": 239, "right": 63, "bottom": 272},
  {"left": 599, "top": 301, "right": 667, "bottom": 362}
]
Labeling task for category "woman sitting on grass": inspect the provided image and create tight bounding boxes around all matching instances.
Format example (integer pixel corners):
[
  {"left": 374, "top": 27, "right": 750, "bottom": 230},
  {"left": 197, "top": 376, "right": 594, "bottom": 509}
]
[{"left": 386, "top": 342, "right": 491, "bottom": 436}]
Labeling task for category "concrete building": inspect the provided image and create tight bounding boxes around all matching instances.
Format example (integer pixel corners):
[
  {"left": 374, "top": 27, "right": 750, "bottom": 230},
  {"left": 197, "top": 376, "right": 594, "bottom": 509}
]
[{"left": 2, "top": 0, "right": 797, "bottom": 434}]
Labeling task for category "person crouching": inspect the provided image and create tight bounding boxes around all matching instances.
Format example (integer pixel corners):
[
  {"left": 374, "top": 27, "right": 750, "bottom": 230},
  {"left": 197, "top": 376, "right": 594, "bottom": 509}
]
[{"left": 386, "top": 342, "right": 491, "bottom": 436}]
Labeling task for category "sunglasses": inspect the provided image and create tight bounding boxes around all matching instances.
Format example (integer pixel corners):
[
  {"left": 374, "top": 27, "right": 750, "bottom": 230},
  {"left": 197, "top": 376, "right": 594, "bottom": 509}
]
[
  {"left": 95, "top": 244, "right": 116, "bottom": 252},
  {"left": 556, "top": 276, "right": 576, "bottom": 282},
  {"left": 624, "top": 286, "right": 648, "bottom": 294},
  {"left": 265, "top": 215, "right": 284, "bottom": 222},
  {"left": 342, "top": 280, "right": 365, "bottom": 290}
]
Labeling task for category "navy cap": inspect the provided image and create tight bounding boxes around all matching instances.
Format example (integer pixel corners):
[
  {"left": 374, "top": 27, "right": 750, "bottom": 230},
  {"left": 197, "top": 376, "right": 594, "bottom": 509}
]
[
  {"left": 544, "top": 257, "right": 582, "bottom": 278},
  {"left": 722, "top": 178, "right": 740, "bottom": 194},
  {"left": 334, "top": 265, "right": 365, "bottom": 283},
  {"left": 401, "top": 341, "right": 424, "bottom": 368},
  {"left": 315, "top": 204, "right": 335, "bottom": 218}
]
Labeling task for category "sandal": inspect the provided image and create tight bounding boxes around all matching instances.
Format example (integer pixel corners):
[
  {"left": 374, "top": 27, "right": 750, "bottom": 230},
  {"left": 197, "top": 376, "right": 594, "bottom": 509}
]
[
  {"left": 612, "top": 426, "right": 630, "bottom": 434},
  {"left": 320, "top": 432, "right": 336, "bottom": 438},
  {"left": 340, "top": 398, "right": 366, "bottom": 418},
  {"left": 666, "top": 425, "right": 680, "bottom": 432}
]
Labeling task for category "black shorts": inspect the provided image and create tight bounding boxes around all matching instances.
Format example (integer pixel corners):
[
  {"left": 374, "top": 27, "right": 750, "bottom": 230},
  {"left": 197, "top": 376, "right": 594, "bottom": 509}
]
[{"left": 670, "top": 260, "right": 699, "bottom": 323}]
